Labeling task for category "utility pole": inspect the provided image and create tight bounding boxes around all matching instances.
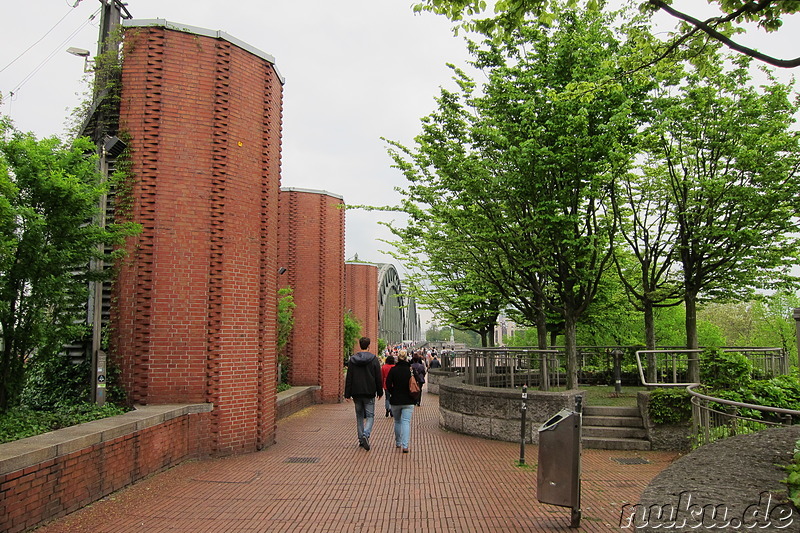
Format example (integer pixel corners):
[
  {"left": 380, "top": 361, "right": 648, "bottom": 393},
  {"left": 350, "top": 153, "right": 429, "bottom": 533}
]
[{"left": 88, "top": 0, "right": 131, "bottom": 405}]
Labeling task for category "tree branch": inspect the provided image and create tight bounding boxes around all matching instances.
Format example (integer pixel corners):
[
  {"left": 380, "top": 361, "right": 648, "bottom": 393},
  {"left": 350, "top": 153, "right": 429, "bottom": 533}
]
[{"left": 649, "top": 0, "right": 800, "bottom": 68}]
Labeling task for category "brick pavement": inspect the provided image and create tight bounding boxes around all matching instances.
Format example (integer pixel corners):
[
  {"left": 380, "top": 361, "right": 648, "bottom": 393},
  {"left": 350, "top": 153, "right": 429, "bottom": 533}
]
[{"left": 35, "top": 391, "right": 679, "bottom": 532}]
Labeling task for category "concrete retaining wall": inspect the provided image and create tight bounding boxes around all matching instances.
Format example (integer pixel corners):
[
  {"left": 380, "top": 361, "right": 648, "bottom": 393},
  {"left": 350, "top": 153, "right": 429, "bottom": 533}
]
[
  {"left": 437, "top": 375, "right": 584, "bottom": 444},
  {"left": 638, "top": 391, "right": 693, "bottom": 451}
]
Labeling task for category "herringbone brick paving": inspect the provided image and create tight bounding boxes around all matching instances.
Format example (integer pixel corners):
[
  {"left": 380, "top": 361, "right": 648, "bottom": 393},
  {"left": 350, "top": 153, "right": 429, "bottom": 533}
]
[{"left": 35, "top": 390, "right": 679, "bottom": 532}]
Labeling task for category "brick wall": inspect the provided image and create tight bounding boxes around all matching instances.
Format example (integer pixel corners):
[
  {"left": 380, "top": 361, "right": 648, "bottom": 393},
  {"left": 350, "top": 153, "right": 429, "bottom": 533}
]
[
  {"left": 345, "top": 262, "right": 379, "bottom": 355},
  {"left": 113, "top": 24, "right": 283, "bottom": 455},
  {"left": 278, "top": 188, "right": 345, "bottom": 403},
  {"left": 0, "top": 406, "right": 211, "bottom": 533}
]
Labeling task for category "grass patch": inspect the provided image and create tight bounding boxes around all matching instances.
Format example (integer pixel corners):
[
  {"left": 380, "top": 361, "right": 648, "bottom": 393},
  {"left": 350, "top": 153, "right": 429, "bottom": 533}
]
[
  {"left": 546, "top": 385, "right": 645, "bottom": 407},
  {"left": 583, "top": 385, "right": 644, "bottom": 407},
  {"left": 514, "top": 460, "right": 536, "bottom": 471}
]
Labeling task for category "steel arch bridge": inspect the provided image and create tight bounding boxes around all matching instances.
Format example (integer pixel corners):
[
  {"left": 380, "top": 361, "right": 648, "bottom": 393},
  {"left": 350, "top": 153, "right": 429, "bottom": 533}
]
[{"left": 376, "top": 263, "right": 421, "bottom": 345}]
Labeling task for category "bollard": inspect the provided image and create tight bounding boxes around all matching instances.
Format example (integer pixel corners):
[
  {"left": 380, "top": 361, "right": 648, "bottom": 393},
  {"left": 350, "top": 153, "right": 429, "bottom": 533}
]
[
  {"left": 519, "top": 385, "right": 528, "bottom": 464},
  {"left": 611, "top": 349, "right": 623, "bottom": 394}
]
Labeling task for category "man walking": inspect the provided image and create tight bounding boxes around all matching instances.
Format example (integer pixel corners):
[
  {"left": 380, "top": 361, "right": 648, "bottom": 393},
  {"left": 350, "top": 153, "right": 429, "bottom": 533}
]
[{"left": 344, "top": 337, "right": 383, "bottom": 451}]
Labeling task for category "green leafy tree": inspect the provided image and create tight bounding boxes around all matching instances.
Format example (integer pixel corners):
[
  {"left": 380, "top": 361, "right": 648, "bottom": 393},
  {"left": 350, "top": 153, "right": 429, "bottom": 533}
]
[
  {"left": 387, "top": 5, "right": 648, "bottom": 388},
  {"left": 428, "top": 325, "right": 481, "bottom": 346},
  {"left": 413, "top": 0, "right": 800, "bottom": 67},
  {"left": 576, "top": 266, "right": 645, "bottom": 347},
  {"left": 276, "top": 287, "right": 295, "bottom": 385},
  {"left": 0, "top": 118, "right": 133, "bottom": 411},
  {"left": 611, "top": 163, "right": 683, "bottom": 355},
  {"left": 343, "top": 310, "right": 362, "bottom": 365},
  {"left": 747, "top": 292, "right": 800, "bottom": 361},
  {"left": 646, "top": 55, "right": 800, "bottom": 380},
  {"left": 385, "top": 232, "right": 504, "bottom": 347},
  {"left": 699, "top": 291, "right": 800, "bottom": 361}
]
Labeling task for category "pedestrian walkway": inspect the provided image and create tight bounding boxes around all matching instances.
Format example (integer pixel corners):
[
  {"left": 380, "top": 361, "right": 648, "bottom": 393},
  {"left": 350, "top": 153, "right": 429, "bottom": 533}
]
[{"left": 36, "top": 391, "right": 678, "bottom": 532}]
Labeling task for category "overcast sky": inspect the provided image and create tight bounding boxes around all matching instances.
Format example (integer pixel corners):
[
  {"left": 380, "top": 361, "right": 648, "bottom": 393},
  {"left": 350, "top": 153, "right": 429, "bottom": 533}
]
[{"left": 2, "top": 1, "right": 798, "bottom": 326}]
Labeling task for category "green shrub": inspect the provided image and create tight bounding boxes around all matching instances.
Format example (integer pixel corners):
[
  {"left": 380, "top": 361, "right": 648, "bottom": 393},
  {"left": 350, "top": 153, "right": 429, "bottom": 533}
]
[
  {"left": 343, "top": 310, "right": 362, "bottom": 365},
  {"left": 0, "top": 403, "right": 128, "bottom": 444},
  {"left": 699, "top": 347, "right": 752, "bottom": 390},
  {"left": 649, "top": 388, "right": 692, "bottom": 425},
  {"left": 751, "top": 373, "right": 800, "bottom": 411},
  {"left": 21, "top": 355, "right": 91, "bottom": 409},
  {"left": 783, "top": 440, "right": 800, "bottom": 509}
]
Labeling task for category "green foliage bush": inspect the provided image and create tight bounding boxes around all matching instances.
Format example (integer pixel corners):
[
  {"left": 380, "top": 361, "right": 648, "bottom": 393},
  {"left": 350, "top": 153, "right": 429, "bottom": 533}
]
[
  {"left": 276, "top": 287, "right": 296, "bottom": 386},
  {"left": 783, "top": 440, "right": 800, "bottom": 509},
  {"left": 20, "top": 355, "right": 91, "bottom": 409},
  {"left": 649, "top": 388, "right": 692, "bottom": 425},
  {"left": 751, "top": 373, "right": 800, "bottom": 411},
  {"left": 695, "top": 349, "right": 800, "bottom": 424},
  {"left": 699, "top": 347, "right": 752, "bottom": 390},
  {"left": 343, "top": 310, "right": 362, "bottom": 365},
  {"left": 0, "top": 403, "right": 127, "bottom": 444}
]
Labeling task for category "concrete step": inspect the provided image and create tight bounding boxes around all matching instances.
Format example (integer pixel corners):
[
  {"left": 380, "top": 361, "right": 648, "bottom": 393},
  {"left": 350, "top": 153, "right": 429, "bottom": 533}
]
[
  {"left": 582, "top": 425, "right": 647, "bottom": 439},
  {"left": 583, "top": 436, "right": 651, "bottom": 451},
  {"left": 583, "top": 415, "right": 644, "bottom": 428},
  {"left": 583, "top": 405, "right": 640, "bottom": 417},
  {"left": 581, "top": 404, "right": 650, "bottom": 450}
]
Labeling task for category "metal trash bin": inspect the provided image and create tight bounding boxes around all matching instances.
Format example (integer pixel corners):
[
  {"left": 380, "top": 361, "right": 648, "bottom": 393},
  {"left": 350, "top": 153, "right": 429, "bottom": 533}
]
[{"left": 537, "top": 408, "right": 581, "bottom": 527}]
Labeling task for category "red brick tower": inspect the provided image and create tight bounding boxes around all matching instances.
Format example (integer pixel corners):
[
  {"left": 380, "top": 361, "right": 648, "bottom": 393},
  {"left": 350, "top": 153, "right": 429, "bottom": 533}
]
[
  {"left": 344, "top": 262, "right": 379, "bottom": 355},
  {"left": 113, "top": 21, "right": 283, "bottom": 455},
  {"left": 277, "top": 188, "right": 345, "bottom": 403}
]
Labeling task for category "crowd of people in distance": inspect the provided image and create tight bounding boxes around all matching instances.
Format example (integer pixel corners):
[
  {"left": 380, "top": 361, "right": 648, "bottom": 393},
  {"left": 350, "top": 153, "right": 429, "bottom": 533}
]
[{"left": 344, "top": 340, "right": 443, "bottom": 454}]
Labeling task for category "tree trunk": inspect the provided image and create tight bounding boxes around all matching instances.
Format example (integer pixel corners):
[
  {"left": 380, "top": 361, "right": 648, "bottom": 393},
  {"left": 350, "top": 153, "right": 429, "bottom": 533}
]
[
  {"left": 535, "top": 293, "right": 548, "bottom": 350},
  {"left": 564, "top": 313, "right": 579, "bottom": 390},
  {"left": 644, "top": 300, "right": 656, "bottom": 383},
  {"left": 685, "top": 291, "right": 700, "bottom": 383}
]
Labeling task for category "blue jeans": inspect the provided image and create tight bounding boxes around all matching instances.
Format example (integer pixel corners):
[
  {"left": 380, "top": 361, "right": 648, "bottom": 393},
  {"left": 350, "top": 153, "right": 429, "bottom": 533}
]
[
  {"left": 391, "top": 404, "right": 415, "bottom": 449},
  {"left": 353, "top": 397, "right": 375, "bottom": 441}
]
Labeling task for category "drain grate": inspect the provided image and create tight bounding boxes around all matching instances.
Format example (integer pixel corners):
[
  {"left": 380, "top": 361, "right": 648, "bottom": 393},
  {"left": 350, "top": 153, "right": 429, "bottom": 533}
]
[
  {"left": 285, "top": 457, "right": 320, "bottom": 464},
  {"left": 612, "top": 457, "right": 651, "bottom": 465}
]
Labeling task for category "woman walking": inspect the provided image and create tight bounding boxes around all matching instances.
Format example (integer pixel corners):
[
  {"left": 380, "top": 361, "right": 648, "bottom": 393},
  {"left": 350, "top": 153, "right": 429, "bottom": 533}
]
[
  {"left": 385, "top": 350, "right": 417, "bottom": 453},
  {"left": 411, "top": 353, "right": 427, "bottom": 406},
  {"left": 381, "top": 355, "right": 395, "bottom": 417}
]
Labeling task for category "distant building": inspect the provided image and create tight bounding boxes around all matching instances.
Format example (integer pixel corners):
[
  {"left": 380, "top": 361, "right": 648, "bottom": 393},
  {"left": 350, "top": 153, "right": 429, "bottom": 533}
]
[{"left": 494, "top": 315, "right": 518, "bottom": 346}]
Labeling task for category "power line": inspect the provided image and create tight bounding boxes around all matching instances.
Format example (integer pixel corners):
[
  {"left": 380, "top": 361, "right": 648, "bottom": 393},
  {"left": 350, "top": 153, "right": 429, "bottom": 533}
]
[
  {"left": 8, "top": 8, "right": 101, "bottom": 99},
  {"left": 0, "top": 4, "right": 82, "bottom": 74}
]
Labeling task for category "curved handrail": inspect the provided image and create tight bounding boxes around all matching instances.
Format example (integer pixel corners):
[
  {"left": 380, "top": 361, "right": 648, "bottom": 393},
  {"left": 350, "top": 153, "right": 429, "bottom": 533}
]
[
  {"left": 635, "top": 349, "right": 702, "bottom": 387},
  {"left": 686, "top": 384, "right": 800, "bottom": 418}
]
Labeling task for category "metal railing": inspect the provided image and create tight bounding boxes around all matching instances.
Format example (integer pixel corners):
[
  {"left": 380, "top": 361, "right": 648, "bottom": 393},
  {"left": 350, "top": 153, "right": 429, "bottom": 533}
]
[
  {"left": 440, "top": 346, "right": 795, "bottom": 448},
  {"left": 446, "top": 348, "right": 566, "bottom": 390},
  {"left": 634, "top": 349, "right": 701, "bottom": 387},
  {"left": 441, "top": 346, "right": 789, "bottom": 393},
  {"left": 635, "top": 347, "right": 788, "bottom": 387},
  {"left": 687, "top": 384, "right": 800, "bottom": 447}
]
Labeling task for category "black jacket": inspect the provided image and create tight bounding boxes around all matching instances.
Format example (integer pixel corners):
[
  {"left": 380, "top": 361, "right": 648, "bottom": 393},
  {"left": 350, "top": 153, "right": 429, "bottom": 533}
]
[
  {"left": 385, "top": 359, "right": 417, "bottom": 406},
  {"left": 344, "top": 351, "right": 383, "bottom": 399}
]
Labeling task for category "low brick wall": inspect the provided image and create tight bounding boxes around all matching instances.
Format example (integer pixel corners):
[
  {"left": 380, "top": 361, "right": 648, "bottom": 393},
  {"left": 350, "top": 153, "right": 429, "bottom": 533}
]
[
  {"left": 0, "top": 404, "right": 213, "bottom": 533},
  {"left": 276, "top": 386, "right": 321, "bottom": 420},
  {"left": 438, "top": 376, "right": 584, "bottom": 444}
]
